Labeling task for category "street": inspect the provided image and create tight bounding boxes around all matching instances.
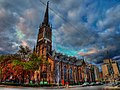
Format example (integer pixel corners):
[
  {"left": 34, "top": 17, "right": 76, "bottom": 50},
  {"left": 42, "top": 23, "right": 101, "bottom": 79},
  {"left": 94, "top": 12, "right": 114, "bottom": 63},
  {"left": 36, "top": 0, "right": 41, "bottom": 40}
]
[{"left": 0, "top": 85, "right": 117, "bottom": 90}]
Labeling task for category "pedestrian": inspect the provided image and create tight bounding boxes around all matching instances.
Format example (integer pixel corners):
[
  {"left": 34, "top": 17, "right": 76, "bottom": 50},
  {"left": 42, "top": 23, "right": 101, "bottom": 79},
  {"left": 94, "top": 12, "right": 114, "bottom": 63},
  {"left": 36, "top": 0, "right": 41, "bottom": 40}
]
[{"left": 66, "top": 81, "right": 69, "bottom": 88}]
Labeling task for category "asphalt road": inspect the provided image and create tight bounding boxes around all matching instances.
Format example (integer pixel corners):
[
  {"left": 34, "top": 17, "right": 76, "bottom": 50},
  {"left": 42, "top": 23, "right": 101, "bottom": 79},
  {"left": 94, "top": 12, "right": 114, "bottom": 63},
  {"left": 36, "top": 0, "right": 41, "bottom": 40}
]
[
  {"left": 0, "top": 85, "right": 103, "bottom": 90},
  {"left": 0, "top": 85, "right": 119, "bottom": 90}
]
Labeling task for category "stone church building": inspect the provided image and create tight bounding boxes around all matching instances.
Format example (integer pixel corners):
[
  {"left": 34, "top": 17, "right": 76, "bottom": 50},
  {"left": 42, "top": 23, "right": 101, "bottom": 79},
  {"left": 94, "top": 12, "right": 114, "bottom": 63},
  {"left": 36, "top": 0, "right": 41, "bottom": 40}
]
[{"left": 33, "top": 2, "right": 100, "bottom": 85}]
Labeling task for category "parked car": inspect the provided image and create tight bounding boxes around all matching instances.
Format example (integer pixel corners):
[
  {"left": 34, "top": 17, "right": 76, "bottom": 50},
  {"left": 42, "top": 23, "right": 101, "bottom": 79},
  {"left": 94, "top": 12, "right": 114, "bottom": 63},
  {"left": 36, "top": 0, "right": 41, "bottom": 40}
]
[
  {"left": 117, "top": 84, "right": 120, "bottom": 87},
  {"left": 90, "top": 82, "right": 96, "bottom": 86},
  {"left": 5, "top": 79, "right": 14, "bottom": 83},
  {"left": 82, "top": 82, "right": 90, "bottom": 87},
  {"left": 115, "top": 82, "right": 120, "bottom": 85},
  {"left": 106, "top": 82, "right": 113, "bottom": 86},
  {"left": 112, "top": 82, "right": 120, "bottom": 86},
  {"left": 96, "top": 82, "right": 104, "bottom": 85}
]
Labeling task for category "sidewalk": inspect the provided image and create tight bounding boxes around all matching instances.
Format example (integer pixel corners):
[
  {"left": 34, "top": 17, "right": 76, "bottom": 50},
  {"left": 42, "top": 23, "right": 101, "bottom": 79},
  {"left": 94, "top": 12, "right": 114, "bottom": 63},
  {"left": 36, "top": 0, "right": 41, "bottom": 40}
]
[
  {"left": 0, "top": 84, "right": 83, "bottom": 89},
  {"left": 0, "top": 84, "right": 65, "bottom": 89},
  {"left": 0, "top": 84, "right": 80, "bottom": 89},
  {"left": 104, "top": 86, "right": 120, "bottom": 90},
  {"left": 0, "top": 85, "right": 23, "bottom": 88}
]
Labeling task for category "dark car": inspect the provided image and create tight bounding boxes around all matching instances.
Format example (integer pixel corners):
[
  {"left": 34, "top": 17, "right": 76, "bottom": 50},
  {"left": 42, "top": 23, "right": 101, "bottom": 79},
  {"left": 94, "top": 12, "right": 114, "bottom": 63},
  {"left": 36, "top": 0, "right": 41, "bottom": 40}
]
[{"left": 112, "top": 82, "right": 120, "bottom": 86}]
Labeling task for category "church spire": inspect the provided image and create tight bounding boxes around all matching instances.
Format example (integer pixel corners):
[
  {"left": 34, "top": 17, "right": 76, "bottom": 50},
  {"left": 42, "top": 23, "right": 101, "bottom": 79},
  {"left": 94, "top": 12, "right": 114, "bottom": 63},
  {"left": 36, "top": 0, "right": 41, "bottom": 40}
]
[{"left": 43, "top": 1, "right": 49, "bottom": 26}]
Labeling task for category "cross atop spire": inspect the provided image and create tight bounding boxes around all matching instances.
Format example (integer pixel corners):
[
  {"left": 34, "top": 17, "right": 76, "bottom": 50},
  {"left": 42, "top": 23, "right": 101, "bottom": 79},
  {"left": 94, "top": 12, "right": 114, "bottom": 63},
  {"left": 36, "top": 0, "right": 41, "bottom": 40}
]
[{"left": 43, "top": 1, "right": 49, "bottom": 26}]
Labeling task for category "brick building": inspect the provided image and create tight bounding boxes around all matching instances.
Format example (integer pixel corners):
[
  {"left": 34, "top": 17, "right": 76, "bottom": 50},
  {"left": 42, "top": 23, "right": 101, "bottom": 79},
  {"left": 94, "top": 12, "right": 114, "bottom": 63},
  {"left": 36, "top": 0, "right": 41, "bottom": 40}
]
[
  {"left": 33, "top": 2, "right": 101, "bottom": 85},
  {"left": 102, "top": 59, "right": 120, "bottom": 82}
]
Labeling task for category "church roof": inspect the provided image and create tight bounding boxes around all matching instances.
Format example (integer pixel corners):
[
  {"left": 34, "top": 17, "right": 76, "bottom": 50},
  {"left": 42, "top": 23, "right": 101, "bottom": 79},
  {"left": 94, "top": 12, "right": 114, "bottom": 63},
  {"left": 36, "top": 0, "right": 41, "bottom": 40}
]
[{"left": 42, "top": 1, "right": 49, "bottom": 26}]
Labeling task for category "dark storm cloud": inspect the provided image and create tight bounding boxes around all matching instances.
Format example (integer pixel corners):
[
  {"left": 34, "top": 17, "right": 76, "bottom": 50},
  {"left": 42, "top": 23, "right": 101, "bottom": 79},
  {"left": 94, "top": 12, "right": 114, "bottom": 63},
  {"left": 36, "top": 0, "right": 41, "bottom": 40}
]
[
  {"left": 0, "top": 0, "right": 120, "bottom": 67},
  {"left": 0, "top": 0, "right": 43, "bottom": 54},
  {"left": 51, "top": 0, "right": 63, "bottom": 3},
  {"left": 54, "top": 23, "right": 98, "bottom": 48},
  {"left": 0, "top": 0, "right": 57, "bottom": 54},
  {"left": 53, "top": 0, "right": 120, "bottom": 65},
  {"left": 0, "top": 5, "right": 19, "bottom": 54},
  {"left": 97, "top": 4, "right": 120, "bottom": 29}
]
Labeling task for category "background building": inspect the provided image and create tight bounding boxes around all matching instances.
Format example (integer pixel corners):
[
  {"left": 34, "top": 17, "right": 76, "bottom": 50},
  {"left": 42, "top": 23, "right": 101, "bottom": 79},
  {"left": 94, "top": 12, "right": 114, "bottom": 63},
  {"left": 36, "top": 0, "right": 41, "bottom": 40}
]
[
  {"left": 88, "top": 64, "right": 100, "bottom": 82},
  {"left": 102, "top": 59, "right": 120, "bottom": 82},
  {"left": 94, "top": 65, "right": 100, "bottom": 82}
]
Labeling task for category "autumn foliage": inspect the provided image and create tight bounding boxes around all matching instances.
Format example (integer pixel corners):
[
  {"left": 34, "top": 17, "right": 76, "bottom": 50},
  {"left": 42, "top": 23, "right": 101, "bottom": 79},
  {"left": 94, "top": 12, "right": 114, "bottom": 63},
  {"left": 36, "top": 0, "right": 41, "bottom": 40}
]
[{"left": 0, "top": 45, "right": 42, "bottom": 84}]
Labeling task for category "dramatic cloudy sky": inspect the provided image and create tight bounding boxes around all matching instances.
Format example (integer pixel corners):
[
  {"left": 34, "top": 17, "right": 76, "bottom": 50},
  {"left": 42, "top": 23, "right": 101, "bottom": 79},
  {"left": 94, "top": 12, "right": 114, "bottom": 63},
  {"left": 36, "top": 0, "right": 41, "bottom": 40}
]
[{"left": 0, "top": 0, "right": 120, "bottom": 67}]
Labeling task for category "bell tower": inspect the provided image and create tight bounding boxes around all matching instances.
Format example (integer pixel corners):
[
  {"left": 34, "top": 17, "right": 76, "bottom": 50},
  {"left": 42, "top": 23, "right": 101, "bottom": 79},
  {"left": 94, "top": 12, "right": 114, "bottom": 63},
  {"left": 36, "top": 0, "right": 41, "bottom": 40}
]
[
  {"left": 36, "top": 2, "right": 52, "bottom": 59},
  {"left": 33, "top": 2, "right": 54, "bottom": 84}
]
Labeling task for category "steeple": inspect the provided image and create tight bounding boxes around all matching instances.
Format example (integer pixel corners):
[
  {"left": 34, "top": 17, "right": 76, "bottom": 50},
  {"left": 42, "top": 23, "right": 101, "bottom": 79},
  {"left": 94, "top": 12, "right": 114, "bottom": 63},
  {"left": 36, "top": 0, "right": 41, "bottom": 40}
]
[
  {"left": 42, "top": 1, "right": 49, "bottom": 26},
  {"left": 36, "top": 1, "right": 52, "bottom": 57}
]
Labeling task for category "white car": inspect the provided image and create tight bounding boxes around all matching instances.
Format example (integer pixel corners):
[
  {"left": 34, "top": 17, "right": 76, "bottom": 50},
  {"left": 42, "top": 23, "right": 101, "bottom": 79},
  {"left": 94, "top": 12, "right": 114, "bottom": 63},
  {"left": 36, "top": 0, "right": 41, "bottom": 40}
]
[{"left": 82, "top": 82, "right": 90, "bottom": 87}]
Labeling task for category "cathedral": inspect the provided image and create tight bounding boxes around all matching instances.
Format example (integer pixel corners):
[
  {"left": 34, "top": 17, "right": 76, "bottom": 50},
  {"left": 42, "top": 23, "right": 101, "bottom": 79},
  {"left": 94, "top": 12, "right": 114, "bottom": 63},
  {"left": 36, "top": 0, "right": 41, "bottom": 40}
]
[{"left": 33, "top": 2, "right": 101, "bottom": 85}]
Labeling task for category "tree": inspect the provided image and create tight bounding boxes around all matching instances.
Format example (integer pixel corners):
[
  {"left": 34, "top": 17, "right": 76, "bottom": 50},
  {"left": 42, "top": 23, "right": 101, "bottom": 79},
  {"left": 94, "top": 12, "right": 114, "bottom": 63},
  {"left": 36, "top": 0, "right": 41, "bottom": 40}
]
[
  {"left": 29, "top": 53, "right": 43, "bottom": 70},
  {"left": 29, "top": 53, "right": 43, "bottom": 84},
  {"left": 0, "top": 55, "right": 12, "bottom": 82},
  {"left": 11, "top": 53, "right": 43, "bottom": 84},
  {"left": 0, "top": 45, "right": 47, "bottom": 84},
  {"left": 0, "top": 55, "right": 4, "bottom": 82},
  {"left": 17, "top": 45, "right": 31, "bottom": 60}
]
